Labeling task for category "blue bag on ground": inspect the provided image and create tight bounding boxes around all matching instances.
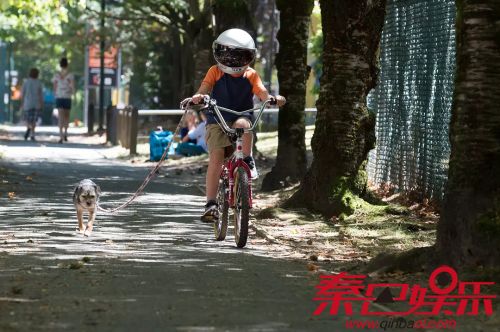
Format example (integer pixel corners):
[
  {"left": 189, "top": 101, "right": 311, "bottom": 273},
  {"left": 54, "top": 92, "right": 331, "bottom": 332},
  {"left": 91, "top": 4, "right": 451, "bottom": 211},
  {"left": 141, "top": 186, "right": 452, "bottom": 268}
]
[{"left": 149, "top": 130, "right": 174, "bottom": 161}]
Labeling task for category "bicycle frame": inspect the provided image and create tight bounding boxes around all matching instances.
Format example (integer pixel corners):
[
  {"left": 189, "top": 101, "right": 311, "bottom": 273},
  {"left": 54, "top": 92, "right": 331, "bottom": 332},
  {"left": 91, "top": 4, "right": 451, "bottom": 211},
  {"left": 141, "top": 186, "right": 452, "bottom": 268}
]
[
  {"left": 226, "top": 132, "right": 251, "bottom": 208},
  {"left": 207, "top": 98, "right": 273, "bottom": 209}
]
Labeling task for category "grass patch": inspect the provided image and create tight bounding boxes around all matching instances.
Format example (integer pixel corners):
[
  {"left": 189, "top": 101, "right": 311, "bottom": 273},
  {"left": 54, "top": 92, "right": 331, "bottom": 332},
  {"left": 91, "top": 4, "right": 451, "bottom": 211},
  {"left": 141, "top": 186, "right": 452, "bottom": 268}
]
[{"left": 337, "top": 200, "right": 436, "bottom": 258}]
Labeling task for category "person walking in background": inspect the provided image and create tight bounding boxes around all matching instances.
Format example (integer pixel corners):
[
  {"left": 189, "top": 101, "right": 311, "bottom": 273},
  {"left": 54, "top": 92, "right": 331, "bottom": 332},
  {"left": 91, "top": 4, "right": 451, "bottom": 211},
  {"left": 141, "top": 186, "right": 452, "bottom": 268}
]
[
  {"left": 53, "top": 57, "right": 74, "bottom": 144},
  {"left": 20, "top": 68, "right": 43, "bottom": 141}
]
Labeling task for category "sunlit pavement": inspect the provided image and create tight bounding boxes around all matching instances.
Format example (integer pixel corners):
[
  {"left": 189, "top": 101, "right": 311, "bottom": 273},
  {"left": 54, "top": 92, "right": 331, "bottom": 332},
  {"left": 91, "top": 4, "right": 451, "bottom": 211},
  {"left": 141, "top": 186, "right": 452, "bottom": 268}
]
[{"left": 0, "top": 127, "right": 343, "bottom": 331}]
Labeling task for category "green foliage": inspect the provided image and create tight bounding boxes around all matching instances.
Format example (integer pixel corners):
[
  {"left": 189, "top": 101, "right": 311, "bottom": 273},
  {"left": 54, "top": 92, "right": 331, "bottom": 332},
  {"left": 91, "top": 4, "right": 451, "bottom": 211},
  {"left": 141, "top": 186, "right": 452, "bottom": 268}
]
[
  {"left": 0, "top": 0, "right": 77, "bottom": 41},
  {"left": 0, "top": 0, "right": 265, "bottom": 111},
  {"left": 1, "top": 1, "right": 87, "bottom": 92}
]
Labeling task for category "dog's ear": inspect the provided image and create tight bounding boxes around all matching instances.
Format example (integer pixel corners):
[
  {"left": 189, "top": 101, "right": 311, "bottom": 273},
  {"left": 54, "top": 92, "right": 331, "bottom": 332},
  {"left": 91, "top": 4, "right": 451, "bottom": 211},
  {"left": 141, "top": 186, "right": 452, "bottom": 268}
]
[
  {"left": 94, "top": 184, "right": 101, "bottom": 196},
  {"left": 73, "top": 185, "right": 82, "bottom": 201}
]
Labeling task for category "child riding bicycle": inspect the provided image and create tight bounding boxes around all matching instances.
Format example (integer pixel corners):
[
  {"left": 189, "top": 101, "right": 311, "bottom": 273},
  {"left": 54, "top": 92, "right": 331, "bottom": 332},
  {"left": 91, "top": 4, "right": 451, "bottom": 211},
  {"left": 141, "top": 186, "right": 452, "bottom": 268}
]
[{"left": 189, "top": 28, "right": 286, "bottom": 222}]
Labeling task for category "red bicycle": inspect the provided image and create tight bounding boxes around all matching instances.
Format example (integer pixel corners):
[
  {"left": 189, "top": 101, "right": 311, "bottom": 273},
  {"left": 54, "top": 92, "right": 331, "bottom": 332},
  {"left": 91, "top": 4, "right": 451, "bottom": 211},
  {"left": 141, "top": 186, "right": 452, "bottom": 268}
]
[{"left": 196, "top": 97, "right": 275, "bottom": 248}]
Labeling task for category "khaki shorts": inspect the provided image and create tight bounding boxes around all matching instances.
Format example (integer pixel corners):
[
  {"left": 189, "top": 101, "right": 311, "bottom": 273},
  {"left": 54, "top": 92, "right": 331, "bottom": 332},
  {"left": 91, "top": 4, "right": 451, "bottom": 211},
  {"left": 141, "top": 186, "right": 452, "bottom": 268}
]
[{"left": 205, "top": 117, "right": 252, "bottom": 153}]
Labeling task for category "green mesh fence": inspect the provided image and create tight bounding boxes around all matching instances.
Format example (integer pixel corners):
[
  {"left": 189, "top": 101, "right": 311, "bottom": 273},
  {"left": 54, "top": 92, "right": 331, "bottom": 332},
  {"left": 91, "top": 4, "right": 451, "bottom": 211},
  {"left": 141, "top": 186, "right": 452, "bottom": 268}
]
[{"left": 367, "top": 0, "right": 456, "bottom": 200}]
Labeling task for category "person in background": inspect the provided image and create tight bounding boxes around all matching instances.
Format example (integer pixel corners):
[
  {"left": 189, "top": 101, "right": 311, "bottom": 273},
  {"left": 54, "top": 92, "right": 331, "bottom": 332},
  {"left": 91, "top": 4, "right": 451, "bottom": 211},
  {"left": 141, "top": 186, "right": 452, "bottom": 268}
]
[
  {"left": 179, "top": 110, "right": 198, "bottom": 144},
  {"left": 176, "top": 111, "right": 208, "bottom": 156},
  {"left": 53, "top": 57, "right": 75, "bottom": 144},
  {"left": 20, "top": 68, "right": 43, "bottom": 141}
]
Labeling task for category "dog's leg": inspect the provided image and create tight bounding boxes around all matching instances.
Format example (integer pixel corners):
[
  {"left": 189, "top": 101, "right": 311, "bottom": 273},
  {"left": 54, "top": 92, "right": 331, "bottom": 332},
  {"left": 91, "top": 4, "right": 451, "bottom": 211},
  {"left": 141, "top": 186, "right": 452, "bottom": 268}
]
[
  {"left": 84, "top": 209, "right": 96, "bottom": 237},
  {"left": 77, "top": 207, "right": 85, "bottom": 234}
]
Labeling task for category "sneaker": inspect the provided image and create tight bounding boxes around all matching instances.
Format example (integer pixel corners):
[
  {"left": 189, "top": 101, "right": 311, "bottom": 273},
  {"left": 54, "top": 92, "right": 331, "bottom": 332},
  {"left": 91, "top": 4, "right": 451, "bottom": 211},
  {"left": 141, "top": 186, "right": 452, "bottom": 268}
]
[
  {"left": 244, "top": 156, "right": 259, "bottom": 180},
  {"left": 64, "top": 135, "right": 68, "bottom": 142},
  {"left": 30, "top": 136, "right": 36, "bottom": 141},
  {"left": 24, "top": 129, "right": 30, "bottom": 140},
  {"left": 201, "top": 201, "right": 219, "bottom": 223}
]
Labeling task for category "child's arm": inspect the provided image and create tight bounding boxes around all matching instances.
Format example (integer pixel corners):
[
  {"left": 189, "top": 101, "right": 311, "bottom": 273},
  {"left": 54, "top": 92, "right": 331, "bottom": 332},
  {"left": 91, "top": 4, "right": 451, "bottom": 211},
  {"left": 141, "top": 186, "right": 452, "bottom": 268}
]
[
  {"left": 256, "top": 90, "right": 286, "bottom": 107},
  {"left": 250, "top": 71, "right": 286, "bottom": 107},
  {"left": 192, "top": 66, "right": 218, "bottom": 104}
]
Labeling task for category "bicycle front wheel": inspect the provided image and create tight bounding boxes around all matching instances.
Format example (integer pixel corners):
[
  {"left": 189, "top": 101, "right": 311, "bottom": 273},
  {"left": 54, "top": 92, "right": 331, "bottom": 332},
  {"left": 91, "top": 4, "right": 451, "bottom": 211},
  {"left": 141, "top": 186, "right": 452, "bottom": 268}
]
[
  {"left": 214, "top": 175, "right": 229, "bottom": 241},
  {"left": 233, "top": 167, "right": 250, "bottom": 248}
]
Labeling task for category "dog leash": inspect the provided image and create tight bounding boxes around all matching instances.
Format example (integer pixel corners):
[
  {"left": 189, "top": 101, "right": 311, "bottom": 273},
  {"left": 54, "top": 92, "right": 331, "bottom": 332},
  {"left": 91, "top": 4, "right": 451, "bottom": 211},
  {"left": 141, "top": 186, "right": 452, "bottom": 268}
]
[{"left": 96, "top": 100, "right": 192, "bottom": 213}]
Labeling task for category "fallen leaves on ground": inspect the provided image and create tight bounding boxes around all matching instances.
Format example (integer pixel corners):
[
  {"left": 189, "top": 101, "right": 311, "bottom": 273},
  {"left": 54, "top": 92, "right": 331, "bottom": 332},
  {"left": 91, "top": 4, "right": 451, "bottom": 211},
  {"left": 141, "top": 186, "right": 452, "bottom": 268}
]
[
  {"left": 307, "top": 263, "right": 319, "bottom": 272},
  {"left": 8, "top": 192, "right": 15, "bottom": 199}
]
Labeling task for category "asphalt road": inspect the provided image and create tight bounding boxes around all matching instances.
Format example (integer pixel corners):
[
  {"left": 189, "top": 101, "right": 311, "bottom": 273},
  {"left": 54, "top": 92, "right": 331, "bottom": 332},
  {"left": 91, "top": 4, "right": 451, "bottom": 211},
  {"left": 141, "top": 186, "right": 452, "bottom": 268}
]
[{"left": 0, "top": 128, "right": 345, "bottom": 331}]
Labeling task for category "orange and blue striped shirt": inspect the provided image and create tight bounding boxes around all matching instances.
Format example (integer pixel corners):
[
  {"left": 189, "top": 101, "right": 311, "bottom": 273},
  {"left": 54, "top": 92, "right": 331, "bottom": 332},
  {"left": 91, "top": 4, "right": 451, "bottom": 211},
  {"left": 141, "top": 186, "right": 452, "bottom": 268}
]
[{"left": 202, "top": 65, "right": 267, "bottom": 124}]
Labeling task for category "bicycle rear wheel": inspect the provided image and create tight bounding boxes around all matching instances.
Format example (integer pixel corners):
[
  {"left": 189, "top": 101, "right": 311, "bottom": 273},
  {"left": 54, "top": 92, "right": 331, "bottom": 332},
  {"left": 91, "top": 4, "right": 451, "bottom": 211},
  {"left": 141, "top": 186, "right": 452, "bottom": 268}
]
[
  {"left": 233, "top": 167, "right": 250, "bottom": 248},
  {"left": 214, "top": 174, "right": 229, "bottom": 241}
]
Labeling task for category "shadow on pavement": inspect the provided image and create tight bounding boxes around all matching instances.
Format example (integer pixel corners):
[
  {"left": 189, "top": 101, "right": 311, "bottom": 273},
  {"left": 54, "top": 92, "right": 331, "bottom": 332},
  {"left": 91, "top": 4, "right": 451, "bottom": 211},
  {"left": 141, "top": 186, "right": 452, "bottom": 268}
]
[{"left": 0, "top": 151, "right": 343, "bottom": 331}]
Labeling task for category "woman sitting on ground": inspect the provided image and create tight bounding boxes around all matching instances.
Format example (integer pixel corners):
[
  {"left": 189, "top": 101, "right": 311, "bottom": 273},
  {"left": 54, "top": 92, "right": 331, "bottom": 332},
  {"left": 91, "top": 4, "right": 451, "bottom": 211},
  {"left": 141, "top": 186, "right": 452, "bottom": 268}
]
[
  {"left": 176, "top": 112, "right": 208, "bottom": 156},
  {"left": 179, "top": 110, "right": 198, "bottom": 144}
]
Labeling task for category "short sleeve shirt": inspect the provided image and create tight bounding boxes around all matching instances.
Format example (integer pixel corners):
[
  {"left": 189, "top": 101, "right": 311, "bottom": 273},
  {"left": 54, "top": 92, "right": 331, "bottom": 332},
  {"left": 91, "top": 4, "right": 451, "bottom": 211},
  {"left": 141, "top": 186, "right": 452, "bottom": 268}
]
[
  {"left": 53, "top": 71, "right": 74, "bottom": 99},
  {"left": 21, "top": 78, "right": 43, "bottom": 111},
  {"left": 201, "top": 66, "right": 267, "bottom": 124}
]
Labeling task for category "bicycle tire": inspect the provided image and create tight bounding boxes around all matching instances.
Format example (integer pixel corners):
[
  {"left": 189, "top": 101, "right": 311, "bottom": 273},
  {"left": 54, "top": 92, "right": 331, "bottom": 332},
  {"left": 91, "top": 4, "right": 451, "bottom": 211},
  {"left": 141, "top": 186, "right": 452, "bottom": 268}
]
[
  {"left": 214, "top": 175, "right": 229, "bottom": 241},
  {"left": 233, "top": 167, "right": 250, "bottom": 248}
]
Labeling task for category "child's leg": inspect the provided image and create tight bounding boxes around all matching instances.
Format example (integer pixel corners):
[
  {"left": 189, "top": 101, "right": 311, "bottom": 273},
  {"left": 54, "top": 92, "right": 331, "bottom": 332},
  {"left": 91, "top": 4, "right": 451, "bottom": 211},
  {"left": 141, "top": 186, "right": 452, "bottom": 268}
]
[
  {"left": 233, "top": 118, "right": 252, "bottom": 156},
  {"left": 206, "top": 148, "right": 224, "bottom": 201},
  {"left": 233, "top": 117, "right": 259, "bottom": 179}
]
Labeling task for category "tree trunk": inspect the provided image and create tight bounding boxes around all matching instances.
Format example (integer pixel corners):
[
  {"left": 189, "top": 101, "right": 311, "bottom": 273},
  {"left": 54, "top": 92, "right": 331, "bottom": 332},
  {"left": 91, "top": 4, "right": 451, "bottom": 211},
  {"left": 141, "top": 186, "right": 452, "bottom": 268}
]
[
  {"left": 261, "top": 0, "right": 313, "bottom": 191},
  {"left": 213, "top": 0, "right": 255, "bottom": 36},
  {"left": 285, "top": 0, "right": 386, "bottom": 217},
  {"left": 436, "top": 0, "right": 500, "bottom": 267},
  {"left": 187, "top": 0, "right": 213, "bottom": 90}
]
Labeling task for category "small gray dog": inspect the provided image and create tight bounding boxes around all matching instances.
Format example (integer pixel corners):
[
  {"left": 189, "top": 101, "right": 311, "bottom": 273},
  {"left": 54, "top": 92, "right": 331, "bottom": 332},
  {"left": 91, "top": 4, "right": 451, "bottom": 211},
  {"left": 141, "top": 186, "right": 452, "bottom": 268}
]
[{"left": 73, "top": 179, "right": 101, "bottom": 236}]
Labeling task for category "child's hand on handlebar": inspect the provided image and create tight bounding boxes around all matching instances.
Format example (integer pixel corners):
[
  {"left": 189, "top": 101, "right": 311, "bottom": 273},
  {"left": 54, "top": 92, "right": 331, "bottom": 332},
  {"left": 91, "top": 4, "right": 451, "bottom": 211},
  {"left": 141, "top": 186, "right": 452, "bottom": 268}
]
[
  {"left": 192, "top": 94, "right": 209, "bottom": 105},
  {"left": 270, "top": 95, "right": 286, "bottom": 107},
  {"left": 180, "top": 94, "right": 209, "bottom": 109}
]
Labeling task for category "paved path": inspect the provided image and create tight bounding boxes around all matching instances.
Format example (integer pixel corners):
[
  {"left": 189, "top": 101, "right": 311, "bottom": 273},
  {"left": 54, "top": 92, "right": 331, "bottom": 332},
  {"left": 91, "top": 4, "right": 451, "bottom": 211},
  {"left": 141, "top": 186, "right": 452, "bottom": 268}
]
[{"left": 0, "top": 127, "right": 341, "bottom": 331}]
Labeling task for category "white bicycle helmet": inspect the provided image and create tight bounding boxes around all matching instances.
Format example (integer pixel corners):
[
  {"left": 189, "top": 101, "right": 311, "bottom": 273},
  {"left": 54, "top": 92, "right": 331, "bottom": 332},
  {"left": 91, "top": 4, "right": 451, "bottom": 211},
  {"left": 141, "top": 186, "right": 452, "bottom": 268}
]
[{"left": 213, "top": 28, "right": 256, "bottom": 75}]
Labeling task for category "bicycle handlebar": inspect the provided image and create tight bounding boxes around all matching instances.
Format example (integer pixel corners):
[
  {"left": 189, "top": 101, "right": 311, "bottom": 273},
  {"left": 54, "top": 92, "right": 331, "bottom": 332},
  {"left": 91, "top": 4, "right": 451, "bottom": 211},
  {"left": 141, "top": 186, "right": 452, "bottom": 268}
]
[{"left": 181, "top": 96, "right": 276, "bottom": 135}]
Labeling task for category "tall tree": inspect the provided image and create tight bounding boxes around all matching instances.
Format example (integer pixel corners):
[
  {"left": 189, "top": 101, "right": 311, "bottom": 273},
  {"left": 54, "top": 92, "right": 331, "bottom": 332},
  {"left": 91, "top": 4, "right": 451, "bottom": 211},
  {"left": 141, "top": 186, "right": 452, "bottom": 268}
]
[
  {"left": 261, "top": 0, "right": 313, "bottom": 191},
  {"left": 286, "top": 0, "right": 386, "bottom": 216},
  {"left": 114, "top": 0, "right": 255, "bottom": 107},
  {"left": 99, "top": 0, "right": 213, "bottom": 106},
  {"left": 213, "top": 0, "right": 255, "bottom": 35},
  {"left": 437, "top": 0, "right": 500, "bottom": 267}
]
